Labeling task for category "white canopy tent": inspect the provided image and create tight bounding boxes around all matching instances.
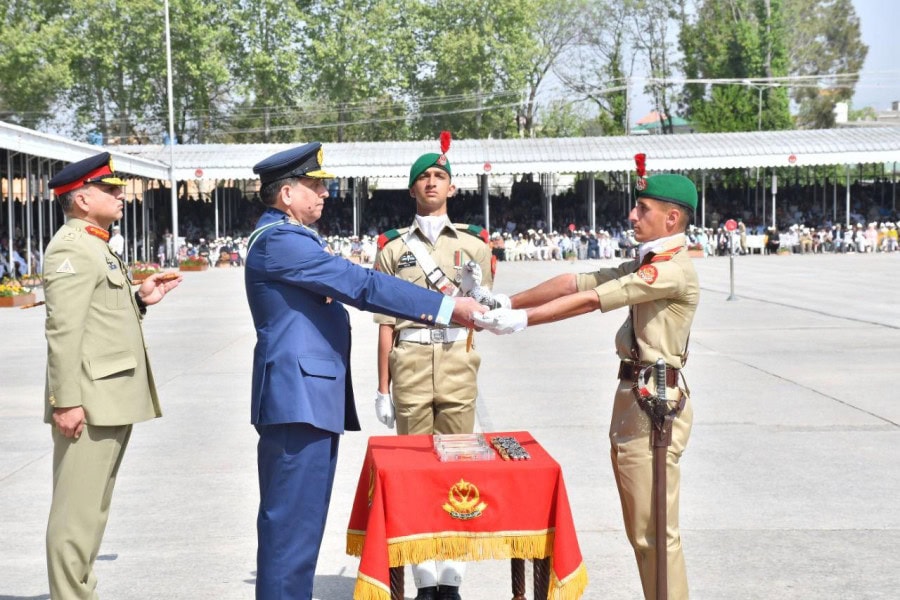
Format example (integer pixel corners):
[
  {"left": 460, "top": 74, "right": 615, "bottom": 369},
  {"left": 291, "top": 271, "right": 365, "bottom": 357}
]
[{"left": 3, "top": 121, "right": 899, "bottom": 269}]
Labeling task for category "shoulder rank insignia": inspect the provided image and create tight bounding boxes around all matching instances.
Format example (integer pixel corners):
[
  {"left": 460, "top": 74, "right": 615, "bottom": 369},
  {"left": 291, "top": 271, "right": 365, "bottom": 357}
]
[
  {"left": 455, "top": 223, "right": 490, "bottom": 244},
  {"left": 651, "top": 247, "right": 682, "bottom": 263},
  {"left": 377, "top": 228, "right": 402, "bottom": 250}
]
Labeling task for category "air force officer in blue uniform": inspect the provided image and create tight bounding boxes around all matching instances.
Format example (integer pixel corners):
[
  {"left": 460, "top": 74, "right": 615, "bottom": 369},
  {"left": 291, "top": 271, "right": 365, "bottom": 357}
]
[{"left": 245, "top": 143, "right": 485, "bottom": 600}]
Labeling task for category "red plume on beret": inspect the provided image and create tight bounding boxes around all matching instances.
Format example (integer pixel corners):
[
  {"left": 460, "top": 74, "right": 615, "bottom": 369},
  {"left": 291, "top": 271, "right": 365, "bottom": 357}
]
[
  {"left": 634, "top": 153, "right": 648, "bottom": 191},
  {"left": 634, "top": 153, "right": 646, "bottom": 178},
  {"left": 440, "top": 131, "right": 452, "bottom": 154}
]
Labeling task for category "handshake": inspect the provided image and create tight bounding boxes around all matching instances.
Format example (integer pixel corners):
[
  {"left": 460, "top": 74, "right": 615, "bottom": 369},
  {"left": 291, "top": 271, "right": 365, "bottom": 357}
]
[{"left": 460, "top": 261, "right": 528, "bottom": 335}]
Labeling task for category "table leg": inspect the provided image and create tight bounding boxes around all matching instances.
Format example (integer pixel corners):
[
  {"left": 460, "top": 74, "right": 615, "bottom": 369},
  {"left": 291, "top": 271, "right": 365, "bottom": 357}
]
[
  {"left": 390, "top": 566, "right": 404, "bottom": 600},
  {"left": 511, "top": 558, "right": 526, "bottom": 600},
  {"left": 533, "top": 557, "right": 550, "bottom": 600}
]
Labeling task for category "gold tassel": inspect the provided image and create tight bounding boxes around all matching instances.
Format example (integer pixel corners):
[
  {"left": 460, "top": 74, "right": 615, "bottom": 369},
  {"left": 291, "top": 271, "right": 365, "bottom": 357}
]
[
  {"left": 549, "top": 561, "right": 589, "bottom": 600},
  {"left": 387, "top": 533, "right": 554, "bottom": 566},
  {"left": 352, "top": 574, "right": 391, "bottom": 600},
  {"left": 347, "top": 532, "right": 366, "bottom": 556}
]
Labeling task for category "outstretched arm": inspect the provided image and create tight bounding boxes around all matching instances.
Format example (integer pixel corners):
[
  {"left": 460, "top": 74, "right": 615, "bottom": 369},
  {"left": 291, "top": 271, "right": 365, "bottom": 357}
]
[
  {"left": 523, "top": 289, "right": 601, "bottom": 327},
  {"left": 509, "top": 273, "right": 578, "bottom": 309}
]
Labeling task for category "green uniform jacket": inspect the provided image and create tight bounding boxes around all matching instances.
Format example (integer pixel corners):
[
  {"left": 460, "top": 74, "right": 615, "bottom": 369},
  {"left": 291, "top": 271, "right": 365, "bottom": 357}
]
[{"left": 43, "top": 218, "right": 160, "bottom": 425}]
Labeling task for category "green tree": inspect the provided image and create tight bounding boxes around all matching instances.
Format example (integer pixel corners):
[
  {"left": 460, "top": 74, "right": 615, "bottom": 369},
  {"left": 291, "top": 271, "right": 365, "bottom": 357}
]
[
  {"left": 0, "top": 1, "right": 71, "bottom": 129},
  {"left": 556, "top": 0, "right": 632, "bottom": 136},
  {"left": 784, "top": 0, "right": 868, "bottom": 129},
  {"left": 515, "top": 0, "right": 583, "bottom": 137},
  {"left": 680, "top": 0, "right": 791, "bottom": 132},
  {"left": 304, "top": 0, "right": 418, "bottom": 142},
  {"left": 168, "top": 0, "right": 236, "bottom": 143},
  {"left": 534, "top": 99, "right": 592, "bottom": 137},
  {"left": 411, "top": 0, "right": 535, "bottom": 140},
  {"left": 0, "top": 8, "right": 72, "bottom": 128},
  {"left": 224, "top": 0, "right": 310, "bottom": 142}
]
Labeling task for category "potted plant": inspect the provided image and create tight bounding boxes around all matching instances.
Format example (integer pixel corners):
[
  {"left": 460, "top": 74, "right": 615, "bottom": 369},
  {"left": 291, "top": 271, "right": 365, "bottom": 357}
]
[
  {"left": 686, "top": 243, "right": 705, "bottom": 258},
  {"left": 20, "top": 272, "right": 43, "bottom": 288},
  {"left": 130, "top": 262, "right": 161, "bottom": 282},
  {"left": 563, "top": 249, "right": 577, "bottom": 262},
  {"left": 0, "top": 277, "right": 37, "bottom": 308},
  {"left": 179, "top": 256, "right": 210, "bottom": 272}
]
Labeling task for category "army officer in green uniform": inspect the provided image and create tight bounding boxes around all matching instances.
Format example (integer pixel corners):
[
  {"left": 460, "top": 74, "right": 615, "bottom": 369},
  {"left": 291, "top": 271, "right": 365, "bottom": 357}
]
[
  {"left": 43, "top": 152, "right": 182, "bottom": 599},
  {"left": 372, "top": 137, "right": 494, "bottom": 600},
  {"left": 475, "top": 171, "right": 699, "bottom": 600}
]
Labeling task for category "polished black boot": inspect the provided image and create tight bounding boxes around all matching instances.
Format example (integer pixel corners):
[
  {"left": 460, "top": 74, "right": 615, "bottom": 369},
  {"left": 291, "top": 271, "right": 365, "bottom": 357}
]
[
  {"left": 438, "top": 585, "right": 462, "bottom": 600},
  {"left": 415, "top": 586, "right": 438, "bottom": 600}
]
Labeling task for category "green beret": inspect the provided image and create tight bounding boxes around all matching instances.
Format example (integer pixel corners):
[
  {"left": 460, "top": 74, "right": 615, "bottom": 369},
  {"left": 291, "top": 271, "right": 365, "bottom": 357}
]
[
  {"left": 408, "top": 153, "right": 452, "bottom": 188},
  {"left": 636, "top": 174, "right": 697, "bottom": 212}
]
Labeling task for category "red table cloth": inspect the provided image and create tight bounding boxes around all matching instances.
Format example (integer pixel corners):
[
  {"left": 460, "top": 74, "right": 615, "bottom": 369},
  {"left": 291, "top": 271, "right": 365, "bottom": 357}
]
[{"left": 346, "top": 431, "right": 588, "bottom": 600}]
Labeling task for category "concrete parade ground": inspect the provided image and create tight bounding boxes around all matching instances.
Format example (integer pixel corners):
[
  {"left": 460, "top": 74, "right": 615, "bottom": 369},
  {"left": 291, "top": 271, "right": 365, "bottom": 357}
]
[{"left": 1, "top": 252, "right": 898, "bottom": 600}]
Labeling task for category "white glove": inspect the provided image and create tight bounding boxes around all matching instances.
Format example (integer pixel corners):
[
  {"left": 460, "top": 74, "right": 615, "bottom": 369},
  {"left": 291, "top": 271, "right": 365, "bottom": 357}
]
[
  {"left": 459, "top": 260, "right": 483, "bottom": 294},
  {"left": 474, "top": 308, "right": 528, "bottom": 335},
  {"left": 374, "top": 391, "right": 395, "bottom": 429},
  {"left": 461, "top": 260, "right": 511, "bottom": 309}
]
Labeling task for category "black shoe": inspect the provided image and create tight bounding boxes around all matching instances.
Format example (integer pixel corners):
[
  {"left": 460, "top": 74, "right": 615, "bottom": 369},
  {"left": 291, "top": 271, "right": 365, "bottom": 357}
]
[
  {"left": 415, "top": 586, "right": 438, "bottom": 600},
  {"left": 438, "top": 586, "right": 461, "bottom": 600}
]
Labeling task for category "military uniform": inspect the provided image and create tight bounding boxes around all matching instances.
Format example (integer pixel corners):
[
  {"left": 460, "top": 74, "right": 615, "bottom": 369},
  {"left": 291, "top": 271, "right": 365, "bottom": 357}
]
[
  {"left": 374, "top": 221, "right": 493, "bottom": 435},
  {"left": 576, "top": 233, "right": 698, "bottom": 600},
  {"left": 43, "top": 155, "right": 160, "bottom": 599},
  {"left": 247, "top": 143, "right": 462, "bottom": 600}
]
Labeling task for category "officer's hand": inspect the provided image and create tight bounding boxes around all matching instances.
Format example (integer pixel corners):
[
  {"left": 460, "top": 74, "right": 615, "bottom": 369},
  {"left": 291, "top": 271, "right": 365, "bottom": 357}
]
[
  {"left": 467, "top": 286, "right": 511, "bottom": 310},
  {"left": 52, "top": 406, "right": 86, "bottom": 439},
  {"left": 374, "top": 391, "right": 395, "bottom": 429},
  {"left": 138, "top": 272, "right": 184, "bottom": 306},
  {"left": 450, "top": 297, "right": 487, "bottom": 329},
  {"left": 459, "top": 260, "right": 483, "bottom": 294},
  {"left": 474, "top": 308, "right": 528, "bottom": 335}
]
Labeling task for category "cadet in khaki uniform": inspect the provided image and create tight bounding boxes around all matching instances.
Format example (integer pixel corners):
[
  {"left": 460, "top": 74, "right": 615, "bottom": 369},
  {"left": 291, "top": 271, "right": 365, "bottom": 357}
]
[
  {"left": 372, "top": 140, "right": 493, "bottom": 600},
  {"left": 43, "top": 152, "right": 182, "bottom": 599},
  {"left": 475, "top": 171, "right": 699, "bottom": 600}
]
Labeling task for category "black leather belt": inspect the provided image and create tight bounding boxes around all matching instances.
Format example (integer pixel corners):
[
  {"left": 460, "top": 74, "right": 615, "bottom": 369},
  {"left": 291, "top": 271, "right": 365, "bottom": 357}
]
[{"left": 618, "top": 360, "right": 680, "bottom": 387}]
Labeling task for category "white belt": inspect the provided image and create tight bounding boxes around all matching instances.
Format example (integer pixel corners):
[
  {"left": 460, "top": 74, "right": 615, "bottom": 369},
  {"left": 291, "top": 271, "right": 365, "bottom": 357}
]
[{"left": 397, "top": 327, "right": 467, "bottom": 344}]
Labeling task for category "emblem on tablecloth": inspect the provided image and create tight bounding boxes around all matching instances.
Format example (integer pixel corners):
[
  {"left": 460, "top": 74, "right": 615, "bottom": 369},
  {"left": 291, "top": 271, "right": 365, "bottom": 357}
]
[{"left": 443, "top": 478, "right": 487, "bottom": 520}]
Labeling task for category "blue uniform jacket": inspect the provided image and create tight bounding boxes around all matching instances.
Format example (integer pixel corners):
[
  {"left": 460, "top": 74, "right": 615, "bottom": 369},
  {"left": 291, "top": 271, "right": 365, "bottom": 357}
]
[{"left": 245, "top": 208, "right": 446, "bottom": 433}]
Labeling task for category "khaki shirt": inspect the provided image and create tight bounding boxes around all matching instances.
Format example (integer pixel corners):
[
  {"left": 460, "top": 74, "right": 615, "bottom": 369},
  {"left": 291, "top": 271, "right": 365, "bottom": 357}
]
[
  {"left": 43, "top": 218, "right": 160, "bottom": 425},
  {"left": 374, "top": 222, "right": 493, "bottom": 330},
  {"left": 575, "top": 234, "right": 699, "bottom": 368}
]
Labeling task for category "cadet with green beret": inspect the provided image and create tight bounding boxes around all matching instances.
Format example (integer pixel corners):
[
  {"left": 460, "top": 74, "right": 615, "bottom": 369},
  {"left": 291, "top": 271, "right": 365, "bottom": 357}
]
[
  {"left": 474, "top": 160, "right": 699, "bottom": 600},
  {"left": 372, "top": 133, "right": 494, "bottom": 600},
  {"left": 43, "top": 152, "right": 182, "bottom": 599}
]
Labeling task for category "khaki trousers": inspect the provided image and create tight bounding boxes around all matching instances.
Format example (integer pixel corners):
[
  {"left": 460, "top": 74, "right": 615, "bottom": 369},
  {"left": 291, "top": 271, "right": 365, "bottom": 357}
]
[
  {"left": 47, "top": 424, "right": 132, "bottom": 600},
  {"left": 610, "top": 379, "right": 693, "bottom": 600},
  {"left": 389, "top": 339, "right": 480, "bottom": 436}
]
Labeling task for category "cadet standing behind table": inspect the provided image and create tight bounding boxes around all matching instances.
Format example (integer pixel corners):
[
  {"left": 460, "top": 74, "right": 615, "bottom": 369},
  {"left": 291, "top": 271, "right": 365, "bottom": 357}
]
[
  {"left": 243, "top": 142, "right": 486, "bottom": 600},
  {"left": 43, "top": 152, "right": 182, "bottom": 599},
  {"left": 474, "top": 163, "right": 699, "bottom": 600},
  {"left": 372, "top": 134, "right": 495, "bottom": 600}
]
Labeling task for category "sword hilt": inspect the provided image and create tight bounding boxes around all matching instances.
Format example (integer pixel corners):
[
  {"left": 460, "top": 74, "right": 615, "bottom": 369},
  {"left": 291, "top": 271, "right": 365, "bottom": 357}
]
[{"left": 655, "top": 358, "right": 667, "bottom": 404}]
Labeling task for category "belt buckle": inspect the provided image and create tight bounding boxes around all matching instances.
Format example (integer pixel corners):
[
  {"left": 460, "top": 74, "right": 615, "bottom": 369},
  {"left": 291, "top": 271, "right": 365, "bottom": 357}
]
[{"left": 430, "top": 329, "right": 445, "bottom": 344}]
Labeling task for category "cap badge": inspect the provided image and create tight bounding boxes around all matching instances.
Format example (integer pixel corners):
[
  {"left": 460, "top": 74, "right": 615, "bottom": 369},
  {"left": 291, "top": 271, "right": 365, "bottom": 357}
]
[
  {"left": 437, "top": 155, "right": 448, "bottom": 166},
  {"left": 316, "top": 146, "right": 324, "bottom": 167}
]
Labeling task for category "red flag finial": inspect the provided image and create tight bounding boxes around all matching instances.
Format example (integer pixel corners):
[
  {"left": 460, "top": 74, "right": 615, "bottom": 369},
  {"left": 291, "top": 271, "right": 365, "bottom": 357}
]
[{"left": 440, "top": 131, "right": 452, "bottom": 154}]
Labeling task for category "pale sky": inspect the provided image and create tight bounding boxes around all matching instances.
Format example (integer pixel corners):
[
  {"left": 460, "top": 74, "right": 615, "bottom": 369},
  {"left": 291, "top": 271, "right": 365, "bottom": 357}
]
[
  {"left": 624, "top": 0, "right": 898, "bottom": 121},
  {"left": 851, "top": 0, "right": 898, "bottom": 111}
]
